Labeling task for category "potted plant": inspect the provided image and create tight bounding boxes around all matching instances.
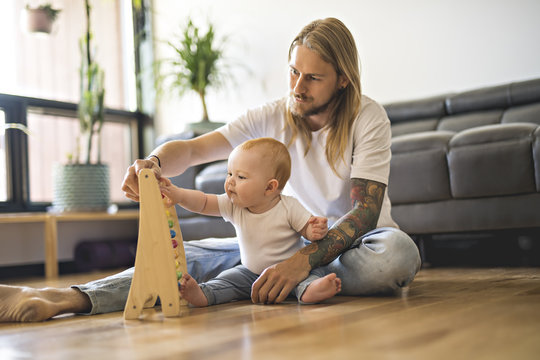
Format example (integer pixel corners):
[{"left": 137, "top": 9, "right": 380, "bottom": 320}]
[
  {"left": 25, "top": 3, "right": 61, "bottom": 34},
  {"left": 159, "top": 18, "right": 231, "bottom": 134},
  {"left": 52, "top": 0, "right": 109, "bottom": 212}
]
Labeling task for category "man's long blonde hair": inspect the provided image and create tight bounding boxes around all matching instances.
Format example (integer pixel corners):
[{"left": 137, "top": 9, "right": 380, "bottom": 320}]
[{"left": 285, "top": 18, "right": 362, "bottom": 176}]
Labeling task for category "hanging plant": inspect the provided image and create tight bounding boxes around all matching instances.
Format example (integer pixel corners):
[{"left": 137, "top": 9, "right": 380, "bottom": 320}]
[{"left": 25, "top": 3, "right": 61, "bottom": 34}]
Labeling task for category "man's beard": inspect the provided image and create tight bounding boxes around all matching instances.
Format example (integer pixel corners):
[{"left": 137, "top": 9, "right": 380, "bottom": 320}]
[{"left": 290, "top": 89, "right": 341, "bottom": 118}]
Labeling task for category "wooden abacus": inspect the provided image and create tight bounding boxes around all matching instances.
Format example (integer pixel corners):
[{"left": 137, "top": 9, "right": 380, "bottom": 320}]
[{"left": 123, "top": 169, "right": 188, "bottom": 320}]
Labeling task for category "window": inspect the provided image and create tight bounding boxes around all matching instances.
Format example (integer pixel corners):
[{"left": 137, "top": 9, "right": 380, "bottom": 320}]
[
  {"left": 27, "top": 109, "right": 137, "bottom": 203},
  {"left": 0, "top": 0, "right": 136, "bottom": 110},
  {"left": 0, "top": 94, "right": 146, "bottom": 212},
  {"left": 0, "top": 0, "right": 153, "bottom": 212}
]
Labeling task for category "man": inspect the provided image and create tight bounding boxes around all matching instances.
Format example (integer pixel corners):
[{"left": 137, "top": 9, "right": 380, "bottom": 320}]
[{"left": 0, "top": 18, "right": 420, "bottom": 322}]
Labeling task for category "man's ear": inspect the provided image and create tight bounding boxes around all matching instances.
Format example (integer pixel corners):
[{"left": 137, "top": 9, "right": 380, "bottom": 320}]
[
  {"left": 338, "top": 75, "right": 349, "bottom": 90},
  {"left": 265, "top": 179, "right": 279, "bottom": 195}
]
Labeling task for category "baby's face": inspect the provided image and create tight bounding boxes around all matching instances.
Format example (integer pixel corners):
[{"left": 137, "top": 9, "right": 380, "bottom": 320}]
[{"left": 224, "top": 148, "right": 274, "bottom": 210}]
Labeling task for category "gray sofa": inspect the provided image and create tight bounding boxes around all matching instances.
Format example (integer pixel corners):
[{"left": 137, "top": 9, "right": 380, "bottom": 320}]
[
  {"left": 387, "top": 78, "right": 540, "bottom": 236},
  {"left": 160, "top": 78, "right": 540, "bottom": 259}
]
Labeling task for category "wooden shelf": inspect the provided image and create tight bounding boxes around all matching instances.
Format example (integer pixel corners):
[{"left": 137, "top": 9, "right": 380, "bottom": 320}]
[
  {"left": 0, "top": 213, "right": 50, "bottom": 224},
  {"left": 0, "top": 210, "right": 139, "bottom": 279}
]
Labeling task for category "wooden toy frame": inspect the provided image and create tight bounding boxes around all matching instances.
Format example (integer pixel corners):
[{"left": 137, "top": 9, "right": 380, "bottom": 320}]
[{"left": 124, "top": 169, "right": 188, "bottom": 320}]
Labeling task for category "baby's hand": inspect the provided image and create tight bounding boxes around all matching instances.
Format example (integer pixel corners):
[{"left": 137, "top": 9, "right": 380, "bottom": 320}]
[
  {"left": 306, "top": 216, "right": 328, "bottom": 241},
  {"left": 159, "top": 177, "right": 172, "bottom": 188},
  {"left": 158, "top": 178, "right": 175, "bottom": 206}
]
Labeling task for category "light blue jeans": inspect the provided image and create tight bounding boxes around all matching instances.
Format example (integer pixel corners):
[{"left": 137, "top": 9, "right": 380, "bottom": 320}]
[{"left": 74, "top": 227, "right": 421, "bottom": 314}]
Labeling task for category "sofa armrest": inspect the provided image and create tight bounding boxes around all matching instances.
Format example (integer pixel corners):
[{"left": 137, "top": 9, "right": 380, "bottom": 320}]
[
  {"left": 448, "top": 123, "right": 538, "bottom": 198},
  {"left": 389, "top": 131, "right": 454, "bottom": 204}
]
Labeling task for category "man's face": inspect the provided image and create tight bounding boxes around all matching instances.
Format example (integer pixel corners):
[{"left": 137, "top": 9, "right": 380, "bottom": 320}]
[{"left": 288, "top": 44, "right": 343, "bottom": 118}]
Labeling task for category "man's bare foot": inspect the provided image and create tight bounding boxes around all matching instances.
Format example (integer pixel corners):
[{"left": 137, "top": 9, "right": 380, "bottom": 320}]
[
  {"left": 0, "top": 285, "right": 92, "bottom": 322},
  {"left": 179, "top": 274, "right": 208, "bottom": 307},
  {"left": 300, "top": 273, "right": 342, "bottom": 303}
]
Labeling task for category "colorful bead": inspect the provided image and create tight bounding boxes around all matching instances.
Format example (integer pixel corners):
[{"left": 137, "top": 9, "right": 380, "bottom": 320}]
[{"left": 164, "top": 206, "right": 183, "bottom": 284}]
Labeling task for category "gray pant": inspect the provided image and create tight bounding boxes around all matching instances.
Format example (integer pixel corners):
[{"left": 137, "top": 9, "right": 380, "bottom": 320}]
[
  {"left": 199, "top": 265, "right": 329, "bottom": 305},
  {"left": 73, "top": 227, "right": 421, "bottom": 314}
]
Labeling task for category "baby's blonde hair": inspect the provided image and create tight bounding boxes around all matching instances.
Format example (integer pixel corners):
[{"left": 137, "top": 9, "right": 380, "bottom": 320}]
[{"left": 239, "top": 138, "right": 291, "bottom": 190}]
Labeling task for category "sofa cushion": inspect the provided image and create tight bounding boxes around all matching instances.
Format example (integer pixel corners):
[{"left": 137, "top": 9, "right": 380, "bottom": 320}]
[
  {"left": 445, "top": 83, "right": 510, "bottom": 115},
  {"left": 389, "top": 131, "right": 454, "bottom": 204},
  {"left": 449, "top": 122, "right": 537, "bottom": 146},
  {"left": 437, "top": 109, "right": 503, "bottom": 133},
  {"left": 509, "top": 78, "right": 540, "bottom": 105},
  {"left": 391, "top": 118, "right": 438, "bottom": 137},
  {"left": 501, "top": 103, "right": 540, "bottom": 125},
  {"left": 534, "top": 127, "right": 540, "bottom": 192},
  {"left": 392, "top": 131, "right": 455, "bottom": 152},
  {"left": 447, "top": 123, "right": 538, "bottom": 198},
  {"left": 195, "top": 161, "right": 228, "bottom": 194},
  {"left": 384, "top": 95, "right": 447, "bottom": 123}
]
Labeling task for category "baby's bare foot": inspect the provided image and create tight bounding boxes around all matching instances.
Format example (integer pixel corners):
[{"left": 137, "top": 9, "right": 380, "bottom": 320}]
[
  {"left": 0, "top": 285, "right": 90, "bottom": 322},
  {"left": 300, "top": 273, "right": 341, "bottom": 304},
  {"left": 179, "top": 274, "right": 208, "bottom": 307}
]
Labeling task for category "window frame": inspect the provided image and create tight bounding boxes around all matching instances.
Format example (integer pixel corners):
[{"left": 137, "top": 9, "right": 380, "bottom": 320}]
[{"left": 0, "top": 93, "right": 149, "bottom": 213}]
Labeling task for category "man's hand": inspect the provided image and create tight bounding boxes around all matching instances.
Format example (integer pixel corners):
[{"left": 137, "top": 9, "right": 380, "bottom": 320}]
[
  {"left": 251, "top": 252, "right": 311, "bottom": 304},
  {"left": 121, "top": 132, "right": 233, "bottom": 202},
  {"left": 121, "top": 158, "right": 161, "bottom": 202}
]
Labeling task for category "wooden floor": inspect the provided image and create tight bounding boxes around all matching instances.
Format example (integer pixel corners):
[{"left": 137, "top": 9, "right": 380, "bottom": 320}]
[{"left": 1, "top": 267, "right": 539, "bottom": 360}]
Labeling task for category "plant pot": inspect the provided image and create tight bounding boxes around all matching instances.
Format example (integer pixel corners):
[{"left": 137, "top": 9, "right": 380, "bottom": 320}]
[
  {"left": 185, "top": 121, "right": 226, "bottom": 136},
  {"left": 52, "top": 163, "right": 110, "bottom": 212},
  {"left": 25, "top": 9, "right": 55, "bottom": 34}
]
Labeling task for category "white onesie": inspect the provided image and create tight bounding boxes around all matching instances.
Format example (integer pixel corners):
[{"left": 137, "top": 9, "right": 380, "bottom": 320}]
[{"left": 217, "top": 193, "right": 312, "bottom": 275}]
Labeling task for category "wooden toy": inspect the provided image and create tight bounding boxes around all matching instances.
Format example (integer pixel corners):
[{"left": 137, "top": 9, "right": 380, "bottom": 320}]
[{"left": 123, "top": 169, "right": 188, "bottom": 320}]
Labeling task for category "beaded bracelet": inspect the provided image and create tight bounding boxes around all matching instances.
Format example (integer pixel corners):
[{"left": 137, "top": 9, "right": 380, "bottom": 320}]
[{"left": 146, "top": 154, "right": 161, "bottom": 168}]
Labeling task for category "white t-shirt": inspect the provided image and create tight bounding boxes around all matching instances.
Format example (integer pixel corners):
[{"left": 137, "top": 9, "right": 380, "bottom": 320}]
[
  {"left": 217, "top": 193, "right": 312, "bottom": 275},
  {"left": 217, "top": 95, "right": 398, "bottom": 228}
]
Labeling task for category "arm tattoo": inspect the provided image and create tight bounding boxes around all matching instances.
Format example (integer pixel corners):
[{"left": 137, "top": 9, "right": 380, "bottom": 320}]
[{"left": 300, "top": 178, "right": 386, "bottom": 268}]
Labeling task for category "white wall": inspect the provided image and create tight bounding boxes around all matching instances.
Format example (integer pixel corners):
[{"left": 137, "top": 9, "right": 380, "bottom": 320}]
[{"left": 152, "top": 0, "right": 540, "bottom": 137}]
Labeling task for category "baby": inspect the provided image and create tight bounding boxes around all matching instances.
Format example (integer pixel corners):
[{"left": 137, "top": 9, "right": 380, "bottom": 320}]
[{"left": 160, "top": 137, "right": 341, "bottom": 306}]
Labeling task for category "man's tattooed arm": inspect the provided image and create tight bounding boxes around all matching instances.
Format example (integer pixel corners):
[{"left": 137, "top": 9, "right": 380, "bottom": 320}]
[{"left": 300, "top": 178, "right": 386, "bottom": 268}]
